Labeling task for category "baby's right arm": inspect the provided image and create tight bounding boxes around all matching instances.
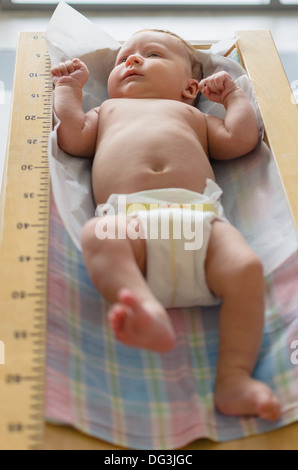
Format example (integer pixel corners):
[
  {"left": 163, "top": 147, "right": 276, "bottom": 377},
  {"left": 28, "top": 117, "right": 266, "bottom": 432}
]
[{"left": 51, "top": 59, "right": 99, "bottom": 157}]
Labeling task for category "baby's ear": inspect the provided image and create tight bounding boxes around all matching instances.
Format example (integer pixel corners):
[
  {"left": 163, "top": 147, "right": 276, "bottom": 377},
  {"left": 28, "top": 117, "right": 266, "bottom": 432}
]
[{"left": 182, "top": 79, "right": 200, "bottom": 102}]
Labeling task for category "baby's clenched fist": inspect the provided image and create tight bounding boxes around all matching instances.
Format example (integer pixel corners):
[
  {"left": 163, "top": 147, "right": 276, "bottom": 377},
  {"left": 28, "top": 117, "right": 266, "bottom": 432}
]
[
  {"left": 199, "top": 71, "right": 239, "bottom": 105},
  {"left": 51, "top": 58, "right": 89, "bottom": 89}
]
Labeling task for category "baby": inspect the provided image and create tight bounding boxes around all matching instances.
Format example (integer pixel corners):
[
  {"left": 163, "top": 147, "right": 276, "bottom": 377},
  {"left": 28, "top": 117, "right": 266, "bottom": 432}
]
[{"left": 51, "top": 29, "right": 281, "bottom": 421}]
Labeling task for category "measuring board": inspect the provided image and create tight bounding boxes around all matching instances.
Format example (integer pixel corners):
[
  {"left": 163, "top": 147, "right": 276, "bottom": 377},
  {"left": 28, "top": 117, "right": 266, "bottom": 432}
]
[{"left": 0, "top": 33, "right": 51, "bottom": 450}]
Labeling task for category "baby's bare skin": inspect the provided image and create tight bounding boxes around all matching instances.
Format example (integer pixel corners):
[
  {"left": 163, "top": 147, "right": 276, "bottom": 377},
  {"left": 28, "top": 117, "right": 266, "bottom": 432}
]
[
  {"left": 93, "top": 98, "right": 213, "bottom": 204},
  {"left": 51, "top": 30, "right": 281, "bottom": 422}
]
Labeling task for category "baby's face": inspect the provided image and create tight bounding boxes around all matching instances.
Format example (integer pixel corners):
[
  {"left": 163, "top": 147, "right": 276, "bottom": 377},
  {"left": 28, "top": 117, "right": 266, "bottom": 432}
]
[{"left": 108, "top": 31, "right": 195, "bottom": 102}]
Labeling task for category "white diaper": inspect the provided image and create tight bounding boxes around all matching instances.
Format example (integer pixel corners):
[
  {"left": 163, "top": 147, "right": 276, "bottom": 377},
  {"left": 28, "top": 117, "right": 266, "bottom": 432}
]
[{"left": 95, "top": 179, "right": 228, "bottom": 309}]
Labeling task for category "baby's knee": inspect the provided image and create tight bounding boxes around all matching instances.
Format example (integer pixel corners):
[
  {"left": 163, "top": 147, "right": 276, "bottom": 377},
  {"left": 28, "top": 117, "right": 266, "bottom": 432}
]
[
  {"left": 81, "top": 214, "right": 129, "bottom": 253},
  {"left": 81, "top": 217, "right": 99, "bottom": 254},
  {"left": 81, "top": 216, "right": 125, "bottom": 285},
  {"left": 241, "top": 251, "right": 263, "bottom": 274},
  {"left": 206, "top": 221, "right": 264, "bottom": 298},
  {"left": 244, "top": 253, "right": 263, "bottom": 275},
  {"left": 231, "top": 252, "right": 264, "bottom": 294}
]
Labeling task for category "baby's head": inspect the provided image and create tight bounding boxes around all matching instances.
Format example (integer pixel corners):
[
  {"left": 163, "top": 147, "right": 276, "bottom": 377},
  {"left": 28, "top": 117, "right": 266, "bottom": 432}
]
[{"left": 108, "top": 29, "right": 203, "bottom": 106}]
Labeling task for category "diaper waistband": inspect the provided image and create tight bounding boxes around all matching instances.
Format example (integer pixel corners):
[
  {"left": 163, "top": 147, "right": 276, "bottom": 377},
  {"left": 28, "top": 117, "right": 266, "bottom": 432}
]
[
  {"left": 95, "top": 179, "right": 226, "bottom": 219},
  {"left": 126, "top": 202, "right": 218, "bottom": 216}
]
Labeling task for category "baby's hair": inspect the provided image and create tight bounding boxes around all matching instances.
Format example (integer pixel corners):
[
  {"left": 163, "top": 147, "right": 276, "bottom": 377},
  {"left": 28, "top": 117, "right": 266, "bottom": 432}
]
[{"left": 132, "top": 28, "right": 203, "bottom": 106}]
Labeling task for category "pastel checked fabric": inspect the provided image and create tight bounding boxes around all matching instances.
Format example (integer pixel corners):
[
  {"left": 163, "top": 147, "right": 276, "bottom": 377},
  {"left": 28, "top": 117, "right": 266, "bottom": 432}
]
[{"left": 46, "top": 193, "right": 298, "bottom": 449}]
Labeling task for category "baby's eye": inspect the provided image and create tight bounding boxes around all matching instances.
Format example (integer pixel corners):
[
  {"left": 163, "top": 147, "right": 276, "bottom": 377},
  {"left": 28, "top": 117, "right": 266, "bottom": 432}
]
[
  {"left": 120, "top": 57, "right": 127, "bottom": 63},
  {"left": 148, "top": 53, "right": 160, "bottom": 58}
]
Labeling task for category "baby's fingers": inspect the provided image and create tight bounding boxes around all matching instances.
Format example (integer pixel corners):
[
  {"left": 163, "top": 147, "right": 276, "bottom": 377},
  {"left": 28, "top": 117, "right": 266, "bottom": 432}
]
[
  {"left": 198, "top": 78, "right": 224, "bottom": 104},
  {"left": 200, "top": 75, "right": 224, "bottom": 94},
  {"left": 51, "top": 64, "right": 62, "bottom": 77},
  {"left": 72, "top": 58, "right": 83, "bottom": 70},
  {"left": 198, "top": 81, "right": 210, "bottom": 96},
  {"left": 212, "top": 74, "right": 225, "bottom": 91},
  {"left": 51, "top": 58, "right": 81, "bottom": 77}
]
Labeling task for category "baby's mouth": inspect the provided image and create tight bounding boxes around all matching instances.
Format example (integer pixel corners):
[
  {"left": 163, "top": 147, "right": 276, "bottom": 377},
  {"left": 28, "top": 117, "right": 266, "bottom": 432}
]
[{"left": 123, "top": 70, "right": 143, "bottom": 80}]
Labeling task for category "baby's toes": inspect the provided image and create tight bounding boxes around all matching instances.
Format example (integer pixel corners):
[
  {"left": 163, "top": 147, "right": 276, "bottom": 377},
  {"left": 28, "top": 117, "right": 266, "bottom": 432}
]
[
  {"left": 258, "top": 395, "right": 281, "bottom": 422},
  {"left": 108, "top": 303, "right": 131, "bottom": 337}
]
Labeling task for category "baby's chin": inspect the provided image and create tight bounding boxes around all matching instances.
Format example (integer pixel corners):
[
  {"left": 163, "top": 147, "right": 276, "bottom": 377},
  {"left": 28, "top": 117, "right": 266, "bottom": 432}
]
[
  {"left": 108, "top": 87, "right": 166, "bottom": 101},
  {"left": 108, "top": 87, "right": 189, "bottom": 103}
]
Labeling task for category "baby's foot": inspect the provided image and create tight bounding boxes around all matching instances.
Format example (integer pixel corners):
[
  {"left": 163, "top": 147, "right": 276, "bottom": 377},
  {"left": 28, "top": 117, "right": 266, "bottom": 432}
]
[
  {"left": 108, "top": 288, "right": 175, "bottom": 353},
  {"left": 215, "top": 373, "right": 281, "bottom": 421}
]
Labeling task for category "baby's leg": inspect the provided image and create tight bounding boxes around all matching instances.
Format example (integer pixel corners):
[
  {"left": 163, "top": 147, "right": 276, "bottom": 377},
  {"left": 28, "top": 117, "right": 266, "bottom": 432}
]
[
  {"left": 81, "top": 215, "right": 175, "bottom": 353},
  {"left": 205, "top": 221, "right": 281, "bottom": 421}
]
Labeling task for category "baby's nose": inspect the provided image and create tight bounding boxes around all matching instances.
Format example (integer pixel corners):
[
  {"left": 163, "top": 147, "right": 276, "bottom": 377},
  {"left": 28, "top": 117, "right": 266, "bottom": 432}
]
[{"left": 126, "top": 54, "right": 144, "bottom": 66}]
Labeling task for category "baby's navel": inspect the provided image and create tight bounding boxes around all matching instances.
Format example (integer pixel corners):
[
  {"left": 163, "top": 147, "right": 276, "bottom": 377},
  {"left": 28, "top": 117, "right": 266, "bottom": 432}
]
[{"left": 153, "top": 164, "right": 165, "bottom": 173}]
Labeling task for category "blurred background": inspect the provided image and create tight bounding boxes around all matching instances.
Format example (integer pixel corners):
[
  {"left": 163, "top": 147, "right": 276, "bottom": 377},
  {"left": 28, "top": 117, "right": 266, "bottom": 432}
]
[{"left": 1, "top": 0, "right": 298, "bottom": 191}]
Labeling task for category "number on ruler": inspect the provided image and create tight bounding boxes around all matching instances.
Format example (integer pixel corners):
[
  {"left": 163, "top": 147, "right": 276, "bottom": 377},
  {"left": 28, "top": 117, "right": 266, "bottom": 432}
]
[
  {"left": 6, "top": 374, "right": 22, "bottom": 384},
  {"left": 25, "top": 115, "right": 37, "bottom": 121},
  {"left": 14, "top": 331, "right": 28, "bottom": 339},
  {"left": 19, "top": 256, "right": 31, "bottom": 263},
  {"left": 7, "top": 423, "right": 24, "bottom": 433},
  {"left": 16, "top": 223, "right": 30, "bottom": 229},
  {"left": 21, "top": 165, "right": 34, "bottom": 171},
  {"left": 11, "top": 291, "right": 26, "bottom": 299}
]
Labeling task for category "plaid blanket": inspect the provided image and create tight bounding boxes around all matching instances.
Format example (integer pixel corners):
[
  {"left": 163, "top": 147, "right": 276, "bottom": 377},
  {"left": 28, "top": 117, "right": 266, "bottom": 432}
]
[{"left": 46, "top": 192, "right": 298, "bottom": 449}]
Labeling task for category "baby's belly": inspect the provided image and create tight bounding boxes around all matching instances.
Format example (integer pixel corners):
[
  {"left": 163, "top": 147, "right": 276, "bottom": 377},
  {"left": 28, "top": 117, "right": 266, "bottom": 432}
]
[{"left": 92, "top": 155, "right": 215, "bottom": 205}]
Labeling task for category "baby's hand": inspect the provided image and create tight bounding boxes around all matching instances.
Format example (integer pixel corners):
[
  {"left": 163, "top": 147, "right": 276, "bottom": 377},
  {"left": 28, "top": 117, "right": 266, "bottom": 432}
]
[
  {"left": 199, "top": 71, "right": 239, "bottom": 105},
  {"left": 51, "top": 58, "right": 89, "bottom": 89}
]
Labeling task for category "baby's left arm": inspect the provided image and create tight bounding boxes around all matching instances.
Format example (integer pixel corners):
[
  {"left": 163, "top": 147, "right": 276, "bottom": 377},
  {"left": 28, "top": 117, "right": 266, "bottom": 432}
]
[{"left": 199, "top": 71, "right": 259, "bottom": 160}]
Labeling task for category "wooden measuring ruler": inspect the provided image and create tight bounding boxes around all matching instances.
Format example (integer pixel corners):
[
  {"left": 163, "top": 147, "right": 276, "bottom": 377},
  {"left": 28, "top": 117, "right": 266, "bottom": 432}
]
[{"left": 0, "top": 33, "right": 51, "bottom": 450}]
